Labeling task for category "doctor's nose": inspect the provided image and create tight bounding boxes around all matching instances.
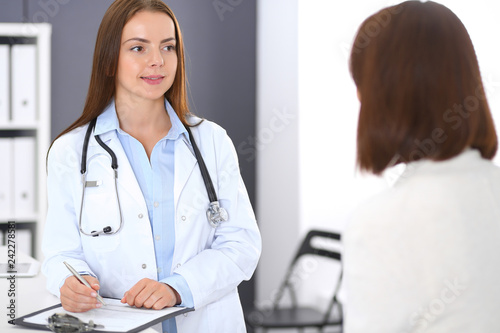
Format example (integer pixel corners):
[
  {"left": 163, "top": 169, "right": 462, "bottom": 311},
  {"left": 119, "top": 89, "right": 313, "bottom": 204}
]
[{"left": 149, "top": 50, "right": 164, "bottom": 67}]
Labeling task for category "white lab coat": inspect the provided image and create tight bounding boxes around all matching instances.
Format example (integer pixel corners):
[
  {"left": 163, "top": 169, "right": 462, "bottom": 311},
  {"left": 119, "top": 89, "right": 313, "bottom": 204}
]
[{"left": 42, "top": 115, "right": 261, "bottom": 333}]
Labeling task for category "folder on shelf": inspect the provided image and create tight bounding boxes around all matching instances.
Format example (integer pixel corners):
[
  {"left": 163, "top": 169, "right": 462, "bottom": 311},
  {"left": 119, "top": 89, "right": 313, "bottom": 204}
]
[
  {"left": 0, "top": 138, "right": 13, "bottom": 219},
  {"left": 0, "top": 44, "right": 9, "bottom": 123},
  {"left": 11, "top": 44, "right": 37, "bottom": 123},
  {"left": 13, "top": 137, "right": 36, "bottom": 218},
  {"left": 16, "top": 228, "right": 32, "bottom": 257}
]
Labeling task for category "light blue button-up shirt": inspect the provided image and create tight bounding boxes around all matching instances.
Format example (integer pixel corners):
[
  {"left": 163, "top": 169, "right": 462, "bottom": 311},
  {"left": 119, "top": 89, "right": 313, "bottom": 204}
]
[{"left": 95, "top": 100, "right": 194, "bottom": 333}]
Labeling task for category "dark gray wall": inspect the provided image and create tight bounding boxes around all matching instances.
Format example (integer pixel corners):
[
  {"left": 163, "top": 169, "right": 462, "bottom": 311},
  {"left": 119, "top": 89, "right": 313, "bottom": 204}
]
[{"left": 0, "top": 0, "right": 256, "bottom": 311}]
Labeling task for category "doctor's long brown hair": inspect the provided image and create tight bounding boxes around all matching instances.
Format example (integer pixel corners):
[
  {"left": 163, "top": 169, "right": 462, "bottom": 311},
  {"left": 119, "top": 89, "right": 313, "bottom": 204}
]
[{"left": 51, "top": 0, "right": 190, "bottom": 147}]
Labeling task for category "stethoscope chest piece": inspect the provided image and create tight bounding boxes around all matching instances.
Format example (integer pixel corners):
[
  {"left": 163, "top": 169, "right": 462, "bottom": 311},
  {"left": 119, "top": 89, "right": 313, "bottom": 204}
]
[
  {"left": 207, "top": 201, "right": 228, "bottom": 228},
  {"left": 186, "top": 126, "right": 230, "bottom": 228}
]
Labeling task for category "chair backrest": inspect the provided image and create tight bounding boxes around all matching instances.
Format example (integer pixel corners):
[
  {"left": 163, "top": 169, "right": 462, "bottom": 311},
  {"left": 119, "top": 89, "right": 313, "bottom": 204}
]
[
  {"left": 292, "top": 229, "right": 341, "bottom": 265},
  {"left": 274, "top": 229, "right": 342, "bottom": 312}
]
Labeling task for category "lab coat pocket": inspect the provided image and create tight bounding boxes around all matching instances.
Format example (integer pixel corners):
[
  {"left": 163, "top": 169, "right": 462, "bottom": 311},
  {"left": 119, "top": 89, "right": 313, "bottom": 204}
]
[
  {"left": 79, "top": 156, "right": 122, "bottom": 251},
  {"left": 206, "top": 290, "right": 245, "bottom": 332},
  {"left": 79, "top": 189, "right": 121, "bottom": 251}
]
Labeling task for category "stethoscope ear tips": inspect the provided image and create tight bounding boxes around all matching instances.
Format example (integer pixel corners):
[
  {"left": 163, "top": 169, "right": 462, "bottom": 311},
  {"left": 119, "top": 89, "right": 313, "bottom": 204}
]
[{"left": 103, "top": 226, "right": 112, "bottom": 233}]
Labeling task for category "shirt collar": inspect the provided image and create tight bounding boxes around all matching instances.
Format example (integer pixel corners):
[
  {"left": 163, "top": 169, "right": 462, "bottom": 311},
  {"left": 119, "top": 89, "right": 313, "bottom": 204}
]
[{"left": 94, "top": 99, "right": 187, "bottom": 140}]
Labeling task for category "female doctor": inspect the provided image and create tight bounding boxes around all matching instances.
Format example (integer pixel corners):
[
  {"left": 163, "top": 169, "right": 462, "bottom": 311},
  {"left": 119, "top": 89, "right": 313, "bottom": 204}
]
[{"left": 42, "top": 0, "right": 261, "bottom": 332}]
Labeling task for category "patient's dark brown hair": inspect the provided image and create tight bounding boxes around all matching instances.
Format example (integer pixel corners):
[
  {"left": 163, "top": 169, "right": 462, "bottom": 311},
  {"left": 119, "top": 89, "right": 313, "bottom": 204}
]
[{"left": 350, "top": 0, "right": 497, "bottom": 174}]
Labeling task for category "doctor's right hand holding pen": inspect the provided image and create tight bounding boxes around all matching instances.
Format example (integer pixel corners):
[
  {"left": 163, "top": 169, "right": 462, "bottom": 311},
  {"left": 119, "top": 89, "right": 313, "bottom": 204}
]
[{"left": 60, "top": 275, "right": 102, "bottom": 312}]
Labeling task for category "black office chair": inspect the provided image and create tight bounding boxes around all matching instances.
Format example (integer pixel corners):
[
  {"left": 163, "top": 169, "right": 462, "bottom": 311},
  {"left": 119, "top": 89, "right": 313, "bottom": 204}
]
[{"left": 245, "top": 230, "right": 343, "bottom": 333}]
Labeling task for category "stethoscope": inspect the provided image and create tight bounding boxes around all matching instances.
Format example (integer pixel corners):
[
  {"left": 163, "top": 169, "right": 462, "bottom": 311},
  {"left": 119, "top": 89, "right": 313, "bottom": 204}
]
[{"left": 79, "top": 118, "right": 228, "bottom": 237}]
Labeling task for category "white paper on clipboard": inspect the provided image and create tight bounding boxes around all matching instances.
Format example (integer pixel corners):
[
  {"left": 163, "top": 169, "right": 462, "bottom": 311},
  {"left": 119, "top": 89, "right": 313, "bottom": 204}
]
[{"left": 19, "top": 298, "right": 193, "bottom": 333}]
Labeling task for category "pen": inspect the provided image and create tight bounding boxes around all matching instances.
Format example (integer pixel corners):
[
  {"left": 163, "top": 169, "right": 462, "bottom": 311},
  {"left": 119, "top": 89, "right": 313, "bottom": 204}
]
[{"left": 63, "top": 261, "right": 106, "bottom": 306}]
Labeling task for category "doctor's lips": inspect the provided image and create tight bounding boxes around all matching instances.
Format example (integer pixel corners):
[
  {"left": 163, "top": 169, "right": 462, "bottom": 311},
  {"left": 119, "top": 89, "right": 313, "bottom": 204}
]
[{"left": 141, "top": 75, "right": 165, "bottom": 85}]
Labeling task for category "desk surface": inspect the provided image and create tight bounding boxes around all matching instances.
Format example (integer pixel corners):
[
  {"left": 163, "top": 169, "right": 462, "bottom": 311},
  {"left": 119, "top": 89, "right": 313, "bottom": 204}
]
[{"left": 1, "top": 270, "right": 60, "bottom": 332}]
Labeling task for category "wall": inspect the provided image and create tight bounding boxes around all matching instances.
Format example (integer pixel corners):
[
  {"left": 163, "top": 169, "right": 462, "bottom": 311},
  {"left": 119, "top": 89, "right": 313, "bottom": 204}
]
[
  {"left": 0, "top": 0, "right": 257, "bottom": 310},
  {"left": 255, "top": 0, "right": 301, "bottom": 308}
]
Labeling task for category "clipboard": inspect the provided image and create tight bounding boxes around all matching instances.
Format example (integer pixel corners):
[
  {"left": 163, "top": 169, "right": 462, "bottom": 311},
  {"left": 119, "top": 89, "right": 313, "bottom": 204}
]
[{"left": 14, "top": 298, "right": 194, "bottom": 333}]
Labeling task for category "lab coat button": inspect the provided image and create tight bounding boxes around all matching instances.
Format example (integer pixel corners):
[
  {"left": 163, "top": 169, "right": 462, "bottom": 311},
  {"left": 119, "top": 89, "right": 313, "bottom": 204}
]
[
  {"left": 142, "top": 264, "right": 147, "bottom": 269},
  {"left": 183, "top": 313, "right": 188, "bottom": 317},
  {"left": 175, "top": 263, "right": 181, "bottom": 269},
  {"left": 181, "top": 216, "right": 186, "bottom": 221},
  {"left": 138, "top": 213, "right": 144, "bottom": 219}
]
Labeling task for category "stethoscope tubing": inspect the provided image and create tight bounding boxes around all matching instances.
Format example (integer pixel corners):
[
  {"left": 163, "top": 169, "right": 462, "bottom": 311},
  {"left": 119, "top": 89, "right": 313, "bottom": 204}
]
[
  {"left": 79, "top": 119, "right": 123, "bottom": 236},
  {"left": 78, "top": 117, "right": 228, "bottom": 236}
]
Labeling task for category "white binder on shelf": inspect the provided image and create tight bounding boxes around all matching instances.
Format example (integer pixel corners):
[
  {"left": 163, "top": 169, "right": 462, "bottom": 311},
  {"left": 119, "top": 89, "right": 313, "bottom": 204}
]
[
  {"left": 13, "top": 137, "right": 36, "bottom": 218},
  {"left": 0, "top": 138, "right": 13, "bottom": 219},
  {"left": 0, "top": 44, "right": 9, "bottom": 124},
  {"left": 16, "top": 228, "right": 32, "bottom": 256},
  {"left": 11, "top": 44, "right": 37, "bottom": 124}
]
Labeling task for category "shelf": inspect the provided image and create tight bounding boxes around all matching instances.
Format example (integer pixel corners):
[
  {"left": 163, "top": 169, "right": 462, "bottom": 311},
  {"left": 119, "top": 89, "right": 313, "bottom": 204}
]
[
  {"left": 0, "top": 218, "right": 37, "bottom": 224},
  {"left": 0, "top": 23, "right": 51, "bottom": 259},
  {"left": 0, "top": 123, "right": 39, "bottom": 130}
]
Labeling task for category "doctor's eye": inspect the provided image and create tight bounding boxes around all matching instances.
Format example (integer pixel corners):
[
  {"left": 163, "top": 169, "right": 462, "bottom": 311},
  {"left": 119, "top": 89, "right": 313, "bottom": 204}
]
[
  {"left": 163, "top": 45, "right": 176, "bottom": 52},
  {"left": 131, "top": 45, "right": 144, "bottom": 52}
]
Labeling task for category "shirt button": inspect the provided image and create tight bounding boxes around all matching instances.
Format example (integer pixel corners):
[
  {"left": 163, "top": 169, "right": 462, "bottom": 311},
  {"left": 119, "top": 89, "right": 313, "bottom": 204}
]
[
  {"left": 138, "top": 213, "right": 144, "bottom": 219},
  {"left": 154, "top": 202, "right": 159, "bottom": 208},
  {"left": 158, "top": 267, "right": 162, "bottom": 273},
  {"left": 175, "top": 263, "right": 181, "bottom": 269},
  {"left": 181, "top": 216, "right": 186, "bottom": 221},
  {"left": 155, "top": 235, "right": 161, "bottom": 241},
  {"left": 142, "top": 264, "right": 147, "bottom": 269}
]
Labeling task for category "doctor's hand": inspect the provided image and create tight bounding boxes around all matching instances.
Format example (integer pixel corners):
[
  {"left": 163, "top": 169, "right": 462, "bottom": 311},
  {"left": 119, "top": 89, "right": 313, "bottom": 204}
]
[
  {"left": 60, "top": 275, "right": 102, "bottom": 312},
  {"left": 121, "top": 278, "right": 181, "bottom": 310}
]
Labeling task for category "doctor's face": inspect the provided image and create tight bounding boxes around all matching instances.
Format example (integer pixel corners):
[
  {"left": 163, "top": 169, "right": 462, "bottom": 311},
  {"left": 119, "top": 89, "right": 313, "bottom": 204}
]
[{"left": 115, "top": 10, "right": 178, "bottom": 103}]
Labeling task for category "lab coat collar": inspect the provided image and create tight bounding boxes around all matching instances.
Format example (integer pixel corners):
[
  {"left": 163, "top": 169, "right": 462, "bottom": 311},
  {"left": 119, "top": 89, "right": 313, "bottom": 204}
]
[
  {"left": 94, "top": 100, "right": 119, "bottom": 136},
  {"left": 174, "top": 133, "right": 197, "bottom": 209},
  {"left": 87, "top": 99, "right": 199, "bottom": 211}
]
